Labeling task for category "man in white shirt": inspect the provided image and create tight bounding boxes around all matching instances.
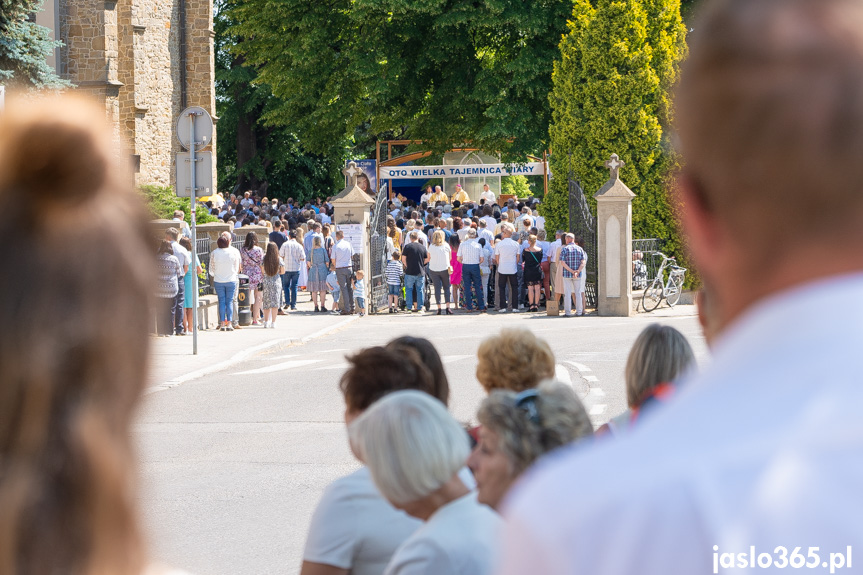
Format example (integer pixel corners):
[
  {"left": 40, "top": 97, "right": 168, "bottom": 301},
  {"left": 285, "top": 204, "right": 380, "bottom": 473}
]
[
  {"left": 420, "top": 185, "right": 433, "bottom": 206},
  {"left": 493, "top": 224, "right": 520, "bottom": 313},
  {"left": 480, "top": 205, "right": 498, "bottom": 235},
  {"left": 499, "top": 1, "right": 863, "bottom": 573},
  {"left": 477, "top": 219, "right": 494, "bottom": 247},
  {"left": 480, "top": 183, "right": 496, "bottom": 205},
  {"left": 332, "top": 230, "right": 355, "bottom": 315},
  {"left": 279, "top": 230, "right": 305, "bottom": 311}
]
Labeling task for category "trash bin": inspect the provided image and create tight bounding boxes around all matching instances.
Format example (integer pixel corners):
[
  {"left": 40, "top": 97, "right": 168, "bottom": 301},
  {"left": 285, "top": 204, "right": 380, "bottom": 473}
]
[{"left": 237, "top": 274, "right": 252, "bottom": 326}]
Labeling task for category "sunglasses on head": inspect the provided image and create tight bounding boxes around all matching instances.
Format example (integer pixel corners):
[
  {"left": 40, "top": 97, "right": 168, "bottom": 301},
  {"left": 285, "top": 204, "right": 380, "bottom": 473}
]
[{"left": 514, "top": 389, "right": 541, "bottom": 425}]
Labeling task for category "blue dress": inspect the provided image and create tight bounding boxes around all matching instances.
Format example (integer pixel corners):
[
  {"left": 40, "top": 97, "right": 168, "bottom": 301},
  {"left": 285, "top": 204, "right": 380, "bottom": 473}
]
[
  {"left": 184, "top": 255, "right": 200, "bottom": 308},
  {"left": 307, "top": 247, "right": 330, "bottom": 291}
]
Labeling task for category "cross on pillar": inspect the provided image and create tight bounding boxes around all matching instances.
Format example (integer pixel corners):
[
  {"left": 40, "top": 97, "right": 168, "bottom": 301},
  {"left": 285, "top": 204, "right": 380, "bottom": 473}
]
[
  {"left": 343, "top": 161, "right": 361, "bottom": 188},
  {"left": 605, "top": 154, "right": 625, "bottom": 180}
]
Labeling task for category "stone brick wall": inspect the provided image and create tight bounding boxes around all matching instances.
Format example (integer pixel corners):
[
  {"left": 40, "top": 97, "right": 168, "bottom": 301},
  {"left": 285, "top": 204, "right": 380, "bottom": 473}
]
[{"left": 58, "top": 0, "right": 216, "bottom": 191}]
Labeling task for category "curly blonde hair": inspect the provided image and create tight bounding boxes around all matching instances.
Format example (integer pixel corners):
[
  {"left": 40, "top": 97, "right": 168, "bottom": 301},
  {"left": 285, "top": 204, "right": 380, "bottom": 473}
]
[{"left": 475, "top": 328, "right": 555, "bottom": 392}]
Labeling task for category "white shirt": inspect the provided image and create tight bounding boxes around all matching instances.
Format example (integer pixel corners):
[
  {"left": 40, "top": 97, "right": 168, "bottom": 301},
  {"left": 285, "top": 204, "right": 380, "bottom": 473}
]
[
  {"left": 481, "top": 216, "right": 497, "bottom": 232},
  {"left": 456, "top": 227, "right": 471, "bottom": 242},
  {"left": 428, "top": 244, "right": 452, "bottom": 272},
  {"left": 304, "top": 467, "right": 421, "bottom": 575},
  {"left": 533, "top": 214, "right": 545, "bottom": 230},
  {"left": 420, "top": 192, "right": 432, "bottom": 205},
  {"left": 279, "top": 239, "right": 305, "bottom": 272},
  {"left": 385, "top": 493, "right": 501, "bottom": 575},
  {"left": 548, "top": 239, "right": 562, "bottom": 262},
  {"left": 480, "top": 189, "right": 496, "bottom": 205},
  {"left": 494, "top": 238, "right": 521, "bottom": 275},
  {"left": 499, "top": 273, "right": 863, "bottom": 575},
  {"left": 333, "top": 239, "right": 354, "bottom": 268},
  {"left": 477, "top": 227, "right": 494, "bottom": 246},
  {"left": 170, "top": 241, "right": 191, "bottom": 270},
  {"left": 208, "top": 246, "right": 241, "bottom": 283}
]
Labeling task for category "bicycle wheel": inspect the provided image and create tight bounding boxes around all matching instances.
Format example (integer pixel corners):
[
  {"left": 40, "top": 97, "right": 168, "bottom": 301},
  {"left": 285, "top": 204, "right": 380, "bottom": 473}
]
[
  {"left": 641, "top": 277, "right": 664, "bottom": 312},
  {"left": 666, "top": 273, "right": 684, "bottom": 307}
]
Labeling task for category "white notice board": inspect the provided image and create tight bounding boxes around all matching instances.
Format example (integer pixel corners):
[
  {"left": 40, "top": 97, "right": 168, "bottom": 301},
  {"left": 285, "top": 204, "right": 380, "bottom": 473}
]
[{"left": 339, "top": 223, "right": 364, "bottom": 254}]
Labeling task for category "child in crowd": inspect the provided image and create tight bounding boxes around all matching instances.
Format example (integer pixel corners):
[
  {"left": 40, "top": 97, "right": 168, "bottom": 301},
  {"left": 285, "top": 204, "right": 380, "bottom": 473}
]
[
  {"left": 353, "top": 270, "right": 366, "bottom": 317},
  {"left": 386, "top": 250, "right": 403, "bottom": 313},
  {"left": 326, "top": 271, "right": 340, "bottom": 315}
]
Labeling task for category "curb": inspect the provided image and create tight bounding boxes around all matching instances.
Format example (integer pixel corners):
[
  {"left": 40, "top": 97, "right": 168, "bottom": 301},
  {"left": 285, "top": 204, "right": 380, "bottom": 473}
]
[{"left": 145, "top": 315, "right": 358, "bottom": 394}]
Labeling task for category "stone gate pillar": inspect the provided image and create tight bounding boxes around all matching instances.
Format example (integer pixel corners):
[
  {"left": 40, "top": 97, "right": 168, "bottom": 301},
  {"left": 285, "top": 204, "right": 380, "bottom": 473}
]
[
  {"left": 594, "top": 154, "right": 635, "bottom": 317},
  {"left": 331, "top": 162, "right": 375, "bottom": 282}
]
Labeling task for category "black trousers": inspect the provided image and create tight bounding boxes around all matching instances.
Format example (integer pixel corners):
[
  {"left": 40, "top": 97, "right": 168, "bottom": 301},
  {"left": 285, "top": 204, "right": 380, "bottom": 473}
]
[
  {"left": 497, "top": 273, "right": 518, "bottom": 311},
  {"left": 428, "top": 269, "right": 451, "bottom": 304}
]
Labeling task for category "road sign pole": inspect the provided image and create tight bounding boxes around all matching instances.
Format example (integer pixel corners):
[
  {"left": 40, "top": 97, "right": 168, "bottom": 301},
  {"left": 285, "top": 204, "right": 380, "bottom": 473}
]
[{"left": 190, "top": 112, "right": 198, "bottom": 355}]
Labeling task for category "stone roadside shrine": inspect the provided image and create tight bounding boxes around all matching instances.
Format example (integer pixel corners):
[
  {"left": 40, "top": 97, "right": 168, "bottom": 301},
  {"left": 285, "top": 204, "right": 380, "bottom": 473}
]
[
  {"left": 594, "top": 154, "right": 635, "bottom": 317},
  {"left": 332, "top": 161, "right": 375, "bottom": 281}
]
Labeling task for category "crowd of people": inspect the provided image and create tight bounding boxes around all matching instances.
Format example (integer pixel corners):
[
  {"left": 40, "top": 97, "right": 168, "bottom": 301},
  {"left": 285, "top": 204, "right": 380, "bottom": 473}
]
[
  {"left": 5, "top": 0, "right": 863, "bottom": 573},
  {"left": 165, "top": 182, "right": 591, "bottom": 326}
]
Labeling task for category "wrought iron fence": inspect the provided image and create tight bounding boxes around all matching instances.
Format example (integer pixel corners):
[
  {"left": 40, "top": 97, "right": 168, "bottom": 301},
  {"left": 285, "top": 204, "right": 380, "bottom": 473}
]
[
  {"left": 196, "top": 236, "right": 214, "bottom": 295},
  {"left": 631, "top": 238, "right": 665, "bottom": 291},
  {"left": 567, "top": 173, "right": 597, "bottom": 308},
  {"left": 369, "top": 183, "right": 390, "bottom": 313}
]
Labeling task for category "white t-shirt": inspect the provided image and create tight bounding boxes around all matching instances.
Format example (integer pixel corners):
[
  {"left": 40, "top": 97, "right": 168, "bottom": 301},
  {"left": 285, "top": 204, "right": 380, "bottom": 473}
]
[
  {"left": 480, "top": 190, "right": 496, "bottom": 205},
  {"left": 385, "top": 493, "right": 501, "bottom": 575},
  {"left": 428, "top": 244, "right": 452, "bottom": 272},
  {"left": 456, "top": 227, "right": 471, "bottom": 242},
  {"left": 494, "top": 238, "right": 521, "bottom": 275},
  {"left": 209, "top": 247, "right": 241, "bottom": 283},
  {"left": 499, "top": 273, "right": 863, "bottom": 575},
  {"left": 481, "top": 216, "right": 497, "bottom": 233},
  {"left": 304, "top": 467, "right": 422, "bottom": 575}
]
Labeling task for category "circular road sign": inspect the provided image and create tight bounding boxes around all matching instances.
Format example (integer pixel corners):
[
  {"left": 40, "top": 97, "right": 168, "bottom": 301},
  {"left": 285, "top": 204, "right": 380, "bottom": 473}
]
[{"left": 176, "top": 106, "right": 214, "bottom": 151}]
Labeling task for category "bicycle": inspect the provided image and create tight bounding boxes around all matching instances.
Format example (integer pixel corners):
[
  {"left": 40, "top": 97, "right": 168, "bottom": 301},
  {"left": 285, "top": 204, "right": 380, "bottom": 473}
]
[{"left": 641, "top": 252, "right": 687, "bottom": 312}]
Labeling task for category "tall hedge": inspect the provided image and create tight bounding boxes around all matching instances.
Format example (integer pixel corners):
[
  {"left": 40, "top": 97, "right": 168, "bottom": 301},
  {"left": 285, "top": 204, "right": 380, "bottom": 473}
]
[{"left": 543, "top": 0, "right": 686, "bottom": 256}]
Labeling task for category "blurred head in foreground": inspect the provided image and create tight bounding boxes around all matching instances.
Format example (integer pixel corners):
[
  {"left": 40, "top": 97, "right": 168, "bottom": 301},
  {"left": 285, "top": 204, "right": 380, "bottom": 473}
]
[
  {"left": 0, "top": 95, "right": 152, "bottom": 575},
  {"left": 676, "top": 0, "right": 863, "bottom": 335}
]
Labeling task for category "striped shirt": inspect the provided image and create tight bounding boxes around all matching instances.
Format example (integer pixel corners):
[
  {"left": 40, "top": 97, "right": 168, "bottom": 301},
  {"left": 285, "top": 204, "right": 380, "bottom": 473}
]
[
  {"left": 279, "top": 239, "right": 306, "bottom": 272},
  {"left": 386, "top": 260, "right": 404, "bottom": 285},
  {"left": 457, "top": 239, "right": 484, "bottom": 265},
  {"left": 560, "top": 244, "right": 586, "bottom": 279}
]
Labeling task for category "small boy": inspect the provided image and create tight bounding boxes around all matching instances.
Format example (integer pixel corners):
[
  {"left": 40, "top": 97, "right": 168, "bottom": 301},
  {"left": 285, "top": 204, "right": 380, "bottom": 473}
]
[
  {"left": 385, "top": 250, "right": 404, "bottom": 313},
  {"left": 353, "top": 270, "right": 366, "bottom": 317},
  {"left": 325, "top": 271, "right": 340, "bottom": 314}
]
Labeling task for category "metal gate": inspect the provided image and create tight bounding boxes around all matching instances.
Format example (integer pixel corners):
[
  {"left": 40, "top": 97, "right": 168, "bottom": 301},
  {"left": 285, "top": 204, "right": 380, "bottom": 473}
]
[
  {"left": 368, "top": 183, "right": 390, "bottom": 314},
  {"left": 567, "top": 165, "right": 598, "bottom": 308}
]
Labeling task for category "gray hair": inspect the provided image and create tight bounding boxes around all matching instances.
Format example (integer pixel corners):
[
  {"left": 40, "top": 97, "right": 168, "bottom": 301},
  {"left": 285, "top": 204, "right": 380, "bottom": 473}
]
[
  {"left": 477, "top": 381, "right": 593, "bottom": 476},
  {"left": 467, "top": 228, "right": 477, "bottom": 238},
  {"left": 625, "top": 324, "right": 695, "bottom": 408},
  {"left": 350, "top": 390, "right": 470, "bottom": 506}
]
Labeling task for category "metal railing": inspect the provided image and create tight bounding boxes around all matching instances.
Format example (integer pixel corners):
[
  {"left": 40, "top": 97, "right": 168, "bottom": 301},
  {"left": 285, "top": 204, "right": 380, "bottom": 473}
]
[{"left": 196, "top": 237, "right": 214, "bottom": 295}]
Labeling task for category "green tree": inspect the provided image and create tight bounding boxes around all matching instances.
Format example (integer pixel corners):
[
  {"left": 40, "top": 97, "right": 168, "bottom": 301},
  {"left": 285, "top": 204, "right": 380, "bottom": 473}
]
[
  {"left": 543, "top": 0, "right": 686, "bottom": 257},
  {"left": 215, "top": 0, "right": 341, "bottom": 201},
  {"left": 140, "top": 185, "right": 218, "bottom": 224},
  {"left": 0, "top": 0, "right": 69, "bottom": 88},
  {"left": 501, "top": 175, "right": 532, "bottom": 198},
  {"left": 231, "top": 0, "right": 571, "bottom": 161}
]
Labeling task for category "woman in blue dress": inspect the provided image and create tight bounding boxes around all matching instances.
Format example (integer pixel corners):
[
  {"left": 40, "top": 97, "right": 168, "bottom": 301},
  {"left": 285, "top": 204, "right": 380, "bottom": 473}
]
[
  {"left": 307, "top": 235, "right": 331, "bottom": 312},
  {"left": 179, "top": 236, "right": 202, "bottom": 333}
]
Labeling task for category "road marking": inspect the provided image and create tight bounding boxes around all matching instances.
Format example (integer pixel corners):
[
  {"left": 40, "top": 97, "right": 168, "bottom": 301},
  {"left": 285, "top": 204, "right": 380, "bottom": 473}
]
[
  {"left": 584, "top": 375, "right": 599, "bottom": 382},
  {"left": 554, "top": 364, "right": 573, "bottom": 385},
  {"left": 265, "top": 354, "right": 299, "bottom": 360},
  {"left": 441, "top": 355, "right": 474, "bottom": 364},
  {"left": 313, "top": 363, "right": 350, "bottom": 371},
  {"left": 565, "top": 361, "right": 592, "bottom": 372},
  {"left": 233, "top": 359, "right": 321, "bottom": 375},
  {"left": 589, "top": 405, "right": 607, "bottom": 415},
  {"left": 588, "top": 388, "right": 606, "bottom": 397}
]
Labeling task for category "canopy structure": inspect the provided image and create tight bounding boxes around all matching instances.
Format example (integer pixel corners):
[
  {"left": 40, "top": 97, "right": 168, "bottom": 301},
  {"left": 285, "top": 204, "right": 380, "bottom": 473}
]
[{"left": 376, "top": 140, "right": 548, "bottom": 203}]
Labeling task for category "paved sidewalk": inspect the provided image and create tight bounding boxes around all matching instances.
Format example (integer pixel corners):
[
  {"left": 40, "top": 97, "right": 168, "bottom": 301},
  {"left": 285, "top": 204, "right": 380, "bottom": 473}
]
[{"left": 147, "top": 293, "right": 357, "bottom": 392}]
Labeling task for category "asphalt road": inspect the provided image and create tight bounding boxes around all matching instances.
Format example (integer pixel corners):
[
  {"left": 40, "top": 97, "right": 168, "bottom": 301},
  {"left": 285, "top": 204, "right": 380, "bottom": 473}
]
[{"left": 135, "top": 305, "right": 708, "bottom": 575}]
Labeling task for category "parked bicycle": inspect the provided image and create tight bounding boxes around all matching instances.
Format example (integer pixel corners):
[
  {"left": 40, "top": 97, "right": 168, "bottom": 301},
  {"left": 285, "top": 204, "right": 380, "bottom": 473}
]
[{"left": 641, "top": 252, "right": 686, "bottom": 312}]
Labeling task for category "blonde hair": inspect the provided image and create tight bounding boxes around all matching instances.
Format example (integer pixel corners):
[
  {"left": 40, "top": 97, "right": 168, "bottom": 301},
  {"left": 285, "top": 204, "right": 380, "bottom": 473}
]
[
  {"left": 432, "top": 230, "right": 445, "bottom": 246},
  {"left": 528, "top": 234, "right": 537, "bottom": 248},
  {"left": 476, "top": 329, "right": 556, "bottom": 393},
  {"left": 625, "top": 324, "right": 695, "bottom": 408}
]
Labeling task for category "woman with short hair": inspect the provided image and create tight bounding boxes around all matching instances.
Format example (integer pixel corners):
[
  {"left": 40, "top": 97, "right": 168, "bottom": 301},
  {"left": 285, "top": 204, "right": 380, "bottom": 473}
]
[
  {"left": 522, "top": 234, "right": 543, "bottom": 312},
  {"left": 301, "top": 344, "right": 448, "bottom": 575},
  {"left": 307, "top": 235, "right": 330, "bottom": 312},
  {"left": 475, "top": 328, "right": 556, "bottom": 393},
  {"left": 427, "top": 230, "right": 452, "bottom": 315},
  {"left": 350, "top": 391, "right": 501, "bottom": 575},
  {"left": 603, "top": 324, "right": 696, "bottom": 434},
  {"left": 210, "top": 234, "right": 241, "bottom": 331},
  {"left": 468, "top": 381, "right": 593, "bottom": 510},
  {"left": 178, "top": 236, "right": 202, "bottom": 335},
  {"left": 156, "top": 239, "right": 182, "bottom": 336}
]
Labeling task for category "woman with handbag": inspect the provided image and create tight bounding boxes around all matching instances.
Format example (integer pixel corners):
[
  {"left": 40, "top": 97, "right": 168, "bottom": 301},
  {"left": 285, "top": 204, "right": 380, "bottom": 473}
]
[
  {"left": 240, "top": 232, "right": 264, "bottom": 325},
  {"left": 261, "top": 242, "right": 283, "bottom": 328},
  {"left": 307, "top": 235, "right": 331, "bottom": 312}
]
